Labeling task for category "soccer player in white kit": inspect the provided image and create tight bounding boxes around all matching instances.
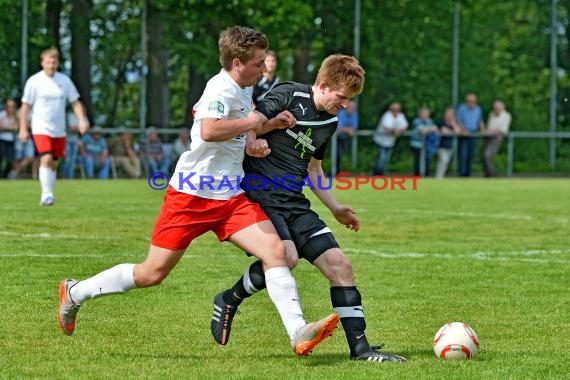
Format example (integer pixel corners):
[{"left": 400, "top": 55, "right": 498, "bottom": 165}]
[
  {"left": 19, "top": 47, "right": 88, "bottom": 206},
  {"left": 57, "top": 26, "right": 338, "bottom": 356}
]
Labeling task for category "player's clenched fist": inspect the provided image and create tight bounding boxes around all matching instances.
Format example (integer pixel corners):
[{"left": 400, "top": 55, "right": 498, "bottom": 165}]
[
  {"left": 245, "top": 137, "right": 271, "bottom": 158},
  {"left": 273, "top": 110, "right": 296, "bottom": 129},
  {"left": 264, "top": 110, "right": 295, "bottom": 131}
]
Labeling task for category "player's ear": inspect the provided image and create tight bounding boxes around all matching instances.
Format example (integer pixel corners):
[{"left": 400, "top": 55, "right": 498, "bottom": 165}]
[
  {"left": 317, "top": 82, "right": 328, "bottom": 94},
  {"left": 232, "top": 58, "right": 241, "bottom": 72}
]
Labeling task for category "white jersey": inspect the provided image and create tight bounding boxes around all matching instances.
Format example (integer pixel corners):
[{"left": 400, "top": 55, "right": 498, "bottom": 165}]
[
  {"left": 170, "top": 69, "right": 253, "bottom": 200},
  {"left": 21, "top": 71, "right": 80, "bottom": 137}
]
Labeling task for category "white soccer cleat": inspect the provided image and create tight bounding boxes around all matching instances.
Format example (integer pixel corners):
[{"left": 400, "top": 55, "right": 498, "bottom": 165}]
[
  {"left": 41, "top": 196, "right": 54, "bottom": 206},
  {"left": 58, "top": 279, "right": 81, "bottom": 336},
  {"left": 292, "top": 313, "right": 339, "bottom": 356}
]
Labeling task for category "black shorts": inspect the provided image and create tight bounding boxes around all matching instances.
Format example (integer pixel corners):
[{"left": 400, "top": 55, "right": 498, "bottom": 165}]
[{"left": 247, "top": 189, "right": 340, "bottom": 262}]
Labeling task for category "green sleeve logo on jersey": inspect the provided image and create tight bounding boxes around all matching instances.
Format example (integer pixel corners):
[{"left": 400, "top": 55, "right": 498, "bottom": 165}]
[{"left": 208, "top": 100, "right": 225, "bottom": 114}]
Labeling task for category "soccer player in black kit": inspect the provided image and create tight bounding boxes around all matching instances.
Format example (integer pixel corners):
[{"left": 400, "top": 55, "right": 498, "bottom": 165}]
[{"left": 210, "top": 54, "right": 406, "bottom": 363}]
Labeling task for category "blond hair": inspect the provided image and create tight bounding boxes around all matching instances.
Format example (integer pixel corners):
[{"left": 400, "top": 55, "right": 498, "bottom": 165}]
[
  {"left": 315, "top": 54, "right": 365, "bottom": 95},
  {"left": 40, "top": 47, "right": 59, "bottom": 60},
  {"left": 218, "top": 26, "right": 268, "bottom": 70}
]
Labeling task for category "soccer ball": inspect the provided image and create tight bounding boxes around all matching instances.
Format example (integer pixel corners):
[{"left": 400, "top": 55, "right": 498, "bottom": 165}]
[{"left": 433, "top": 322, "right": 480, "bottom": 360}]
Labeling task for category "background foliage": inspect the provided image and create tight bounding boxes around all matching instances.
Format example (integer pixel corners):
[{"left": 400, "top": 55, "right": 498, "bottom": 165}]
[{"left": 1, "top": 0, "right": 569, "bottom": 171}]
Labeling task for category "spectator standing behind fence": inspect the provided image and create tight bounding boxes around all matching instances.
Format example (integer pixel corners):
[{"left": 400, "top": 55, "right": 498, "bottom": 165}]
[
  {"left": 410, "top": 107, "right": 439, "bottom": 176},
  {"left": 79, "top": 126, "right": 110, "bottom": 179},
  {"left": 0, "top": 98, "right": 19, "bottom": 178},
  {"left": 108, "top": 130, "right": 141, "bottom": 178},
  {"left": 60, "top": 109, "right": 88, "bottom": 179},
  {"left": 456, "top": 93, "right": 485, "bottom": 177},
  {"left": 483, "top": 100, "right": 511, "bottom": 177},
  {"left": 436, "top": 107, "right": 462, "bottom": 178},
  {"left": 19, "top": 47, "right": 88, "bottom": 205},
  {"left": 10, "top": 110, "right": 38, "bottom": 179},
  {"left": 335, "top": 100, "right": 358, "bottom": 174},
  {"left": 252, "top": 50, "right": 280, "bottom": 105},
  {"left": 141, "top": 127, "right": 170, "bottom": 174},
  {"left": 372, "top": 102, "right": 408, "bottom": 175}
]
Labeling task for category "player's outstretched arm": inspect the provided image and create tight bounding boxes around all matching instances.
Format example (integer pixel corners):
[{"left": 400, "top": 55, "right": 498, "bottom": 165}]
[
  {"left": 257, "top": 110, "right": 296, "bottom": 136},
  {"left": 244, "top": 110, "right": 295, "bottom": 156},
  {"left": 200, "top": 112, "right": 265, "bottom": 142},
  {"left": 307, "top": 157, "right": 360, "bottom": 232}
]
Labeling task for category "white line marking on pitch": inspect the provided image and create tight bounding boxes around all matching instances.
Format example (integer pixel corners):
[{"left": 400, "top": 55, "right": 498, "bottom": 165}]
[
  {"left": 0, "top": 253, "right": 116, "bottom": 258},
  {"left": 401, "top": 209, "right": 534, "bottom": 221},
  {"left": 401, "top": 210, "right": 568, "bottom": 224},
  {"left": 345, "top": 248, "right": 570, "bottom": 264},
  {"left": 0, "top": 230, "right": 120, "bottom": 240}
]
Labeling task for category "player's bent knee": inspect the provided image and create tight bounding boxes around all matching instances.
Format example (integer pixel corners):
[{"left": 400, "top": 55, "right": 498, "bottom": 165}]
[
  {"left": 286, "top": 254, "right": 299, "bottom": 270},
  {"left": 316, "top": 249, "right": 355, "bottom": 284},
  {"left": 273, "top": 240, "right": 287, "bottom": 262},
  {"left": 134, "top": 264, "right": 169, "bottom": 288},
  {"left": 257, "top": 238, "right": 287, "bottom": 267},
  {"left": 39, "top": 153, "right": 53, "bottom": 165},
  {"left": 138, "top": 270, "right": 167, "bottom": 287},
  {"left": 283, "top": 241, "right": 299, "bottom": 269}
]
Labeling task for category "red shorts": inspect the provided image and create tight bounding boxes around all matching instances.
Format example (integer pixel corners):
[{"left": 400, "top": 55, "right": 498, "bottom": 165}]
[
  {"left": 151, "top": 186, "right": 269, "bottom": 250},
  {"left": 33, "top": 135, "right": 66, "bottom": 158}
]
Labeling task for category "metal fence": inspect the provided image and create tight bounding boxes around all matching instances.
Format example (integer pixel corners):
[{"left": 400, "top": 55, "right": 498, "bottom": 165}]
[
  {"left": 87, "top": 128, "right": 570, "bottom": 178},
  {"left": 329, "top": 130, "right": 570, "bottom": 177}
]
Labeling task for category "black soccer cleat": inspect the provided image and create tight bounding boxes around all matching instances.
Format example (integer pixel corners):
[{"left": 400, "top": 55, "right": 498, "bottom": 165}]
[
  {"left": 351, "top": 345, "right": 407, "bottom": 363},
  {"left": 211, "top": 291, "right": 238, "bottom": 345}
]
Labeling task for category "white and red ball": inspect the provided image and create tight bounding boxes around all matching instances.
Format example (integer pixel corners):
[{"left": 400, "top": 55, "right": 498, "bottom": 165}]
[{"left": 433, "top": 322, "right": 480, "bottom": 360}]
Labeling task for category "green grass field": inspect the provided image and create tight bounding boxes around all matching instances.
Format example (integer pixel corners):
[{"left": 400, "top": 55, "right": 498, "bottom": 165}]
[{"left": 1, "top": 178, "right": 569, "bottom": 379}]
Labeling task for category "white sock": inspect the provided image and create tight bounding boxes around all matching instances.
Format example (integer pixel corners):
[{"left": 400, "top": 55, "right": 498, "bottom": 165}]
[
  {"left": 70, "top": 263, "right": 136, "bottom": 304},
  {"left": 39, "top": 166, "right": 52, "bottom": 200},
  {"left": 265, "top": 266, "right": 306, "bottom": 341},
  {"left": 49, "top": 168, "right": 56, "bottom": 192}
]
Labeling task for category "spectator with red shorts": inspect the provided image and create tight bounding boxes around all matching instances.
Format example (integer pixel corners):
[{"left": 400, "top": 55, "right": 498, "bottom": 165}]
[{"left": 19, "top": 47, "right": 88, "bottom": 205}]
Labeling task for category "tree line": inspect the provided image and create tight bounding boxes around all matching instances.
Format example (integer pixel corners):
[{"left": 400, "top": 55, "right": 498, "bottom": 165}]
[{"left": 1, "top": 0, "right": 569, "bottom": 170}]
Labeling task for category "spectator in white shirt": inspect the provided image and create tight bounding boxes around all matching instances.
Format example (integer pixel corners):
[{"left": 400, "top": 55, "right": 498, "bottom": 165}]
[
  {"left": 483, "top": 100, "right": 511, "bottom": 177},
  {"left": 0, "top": 98, "right": 19, "bottom": 178},
  {"left": 372, "top": 102, "right": 408, "bottom": 175}
]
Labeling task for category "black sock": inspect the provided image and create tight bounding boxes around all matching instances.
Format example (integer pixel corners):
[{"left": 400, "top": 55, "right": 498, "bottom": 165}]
[
  {"left": 331, "top": 286, "right": 371, "bottom": 357},
  {"left": 223, "top": 260, "right": 266, "bottom": 307}
]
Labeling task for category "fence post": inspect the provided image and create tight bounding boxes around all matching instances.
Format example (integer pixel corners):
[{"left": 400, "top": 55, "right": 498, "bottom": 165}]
[
  {"left": 507, "top": 133, "right": 514, "bottom": 177},
  {"left": 420, "top": 133, "right": 426, "bottom": 176},
  {"left": 451, "top": 135, "right": 458, "bottom": 176}
]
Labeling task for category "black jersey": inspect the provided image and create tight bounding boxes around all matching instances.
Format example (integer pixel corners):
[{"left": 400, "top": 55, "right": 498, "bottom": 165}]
[
  {"left": 252, "top": 75, "right": 280, "bottom": 103},
  {"left": 243, "top": 82, "right": 338, "bottom": 197}
]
